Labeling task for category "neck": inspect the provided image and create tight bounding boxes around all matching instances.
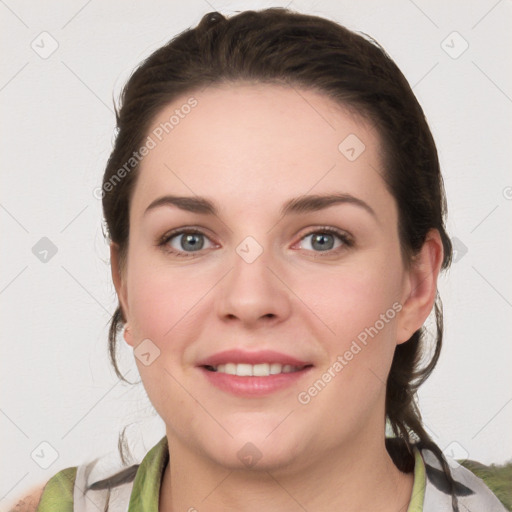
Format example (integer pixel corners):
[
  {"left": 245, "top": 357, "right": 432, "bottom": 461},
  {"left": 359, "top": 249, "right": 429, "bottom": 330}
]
[{"left": 158, "top": 423, "right": 414, "bottom": 512}]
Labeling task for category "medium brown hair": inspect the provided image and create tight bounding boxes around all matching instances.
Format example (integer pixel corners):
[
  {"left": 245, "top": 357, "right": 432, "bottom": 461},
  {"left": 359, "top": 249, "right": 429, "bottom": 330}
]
[{"left": 98, "top": 8, "right": 457, "bottom": 510}]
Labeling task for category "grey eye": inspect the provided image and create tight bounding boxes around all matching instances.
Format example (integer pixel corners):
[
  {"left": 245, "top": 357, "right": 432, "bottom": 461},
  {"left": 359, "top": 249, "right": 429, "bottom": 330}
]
[
  {"left": 300, "top": 232, "right": 344, "bottom": 252},
  {"left": 169, "top": 232, "right": 209, "bottom": 252}
]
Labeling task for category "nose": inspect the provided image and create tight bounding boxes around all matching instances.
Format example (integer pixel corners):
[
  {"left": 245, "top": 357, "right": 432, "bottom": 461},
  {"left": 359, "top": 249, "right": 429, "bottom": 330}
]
[{"left": 215, "top": 245, "right": 292, "bottom": 328}]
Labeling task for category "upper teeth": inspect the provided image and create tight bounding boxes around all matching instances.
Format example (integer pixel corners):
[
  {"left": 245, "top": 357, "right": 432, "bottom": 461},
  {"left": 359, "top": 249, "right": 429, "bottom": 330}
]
[{"left": 210, "top": 363, "right": 302, "bottom": 376}]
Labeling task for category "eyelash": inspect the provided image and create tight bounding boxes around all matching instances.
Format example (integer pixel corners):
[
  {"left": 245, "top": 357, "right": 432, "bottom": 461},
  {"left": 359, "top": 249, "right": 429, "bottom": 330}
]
[{"left": 157, "top": 226, "right": 354, "bottom": 258}]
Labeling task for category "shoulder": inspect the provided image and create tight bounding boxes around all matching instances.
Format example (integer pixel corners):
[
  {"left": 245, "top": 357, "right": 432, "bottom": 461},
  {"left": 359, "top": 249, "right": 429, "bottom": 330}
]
[
  {"left": 419, "top": 446, "right": 509, "bottom": 511},
  {"left": 8, "top": 483, "right": 46, "bottom": 512},
  {"left": 8, "top": 467, "right": 76, "bottom": 512},
  {"left": 35, "top": 467, "right": 77, "bottom": 511},
  {"left": 6, "top": 436, "right": 165, "bottom": 512}
]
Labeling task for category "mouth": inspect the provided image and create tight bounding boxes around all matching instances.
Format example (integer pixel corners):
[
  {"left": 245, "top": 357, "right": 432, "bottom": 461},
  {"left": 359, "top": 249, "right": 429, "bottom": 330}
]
[
  {"left": 197, "top": 350, "right": 314, "bottom": 396},
  {"left": 203, "top": 362, "right": 312, "bottom": 376}
]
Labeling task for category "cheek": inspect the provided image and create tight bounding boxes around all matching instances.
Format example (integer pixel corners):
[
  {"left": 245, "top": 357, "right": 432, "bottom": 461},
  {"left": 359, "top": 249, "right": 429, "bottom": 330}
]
[
  {"left": 302, "top": 252, "right": 402, "bottom": 392},
  {"left": 309, "top": 260, "right": 401, "bottom": 342},
  {"left": 124, "top": 258, "right": 208, "bottom": 427},
  {"left": 125, "top": 254, "right": 208, "bottom": 349},
  {"left": 294, "top": 266, "right": 401, "bottom": 439}
]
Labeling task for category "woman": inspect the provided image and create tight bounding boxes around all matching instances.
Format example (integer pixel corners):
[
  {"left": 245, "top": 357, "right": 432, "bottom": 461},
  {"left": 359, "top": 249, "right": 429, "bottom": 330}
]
[{"left": 23, "top": 8, "right": 506, "bottom": 512}]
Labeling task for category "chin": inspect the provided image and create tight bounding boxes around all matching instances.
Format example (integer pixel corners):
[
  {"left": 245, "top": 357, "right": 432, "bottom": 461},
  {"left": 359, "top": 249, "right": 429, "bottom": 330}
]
[{"left": 202, "top": 424, "right": 304, "bottom": 472}]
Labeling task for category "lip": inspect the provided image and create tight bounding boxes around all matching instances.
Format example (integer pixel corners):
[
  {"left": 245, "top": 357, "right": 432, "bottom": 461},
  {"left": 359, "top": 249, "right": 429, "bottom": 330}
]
[
  {"left": 199, "top": 366, "right": 313, "bottom": 396},
  {"left": 197, "top": 349, "right": 311, "bottom": 367},
  {"left": 197, "top": 349, "right": 314, "bottom": 397}
]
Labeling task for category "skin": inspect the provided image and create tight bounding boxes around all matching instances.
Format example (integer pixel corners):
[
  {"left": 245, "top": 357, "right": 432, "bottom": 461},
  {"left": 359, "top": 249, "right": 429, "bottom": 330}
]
[{"left": 110, "top": 83, "right": 443, "bottom": 511}]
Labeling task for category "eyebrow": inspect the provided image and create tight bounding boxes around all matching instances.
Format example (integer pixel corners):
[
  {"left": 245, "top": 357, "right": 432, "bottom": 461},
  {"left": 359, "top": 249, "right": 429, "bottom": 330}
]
[{"left": 144, "top": 193, "right": 377, "bottom": 219}]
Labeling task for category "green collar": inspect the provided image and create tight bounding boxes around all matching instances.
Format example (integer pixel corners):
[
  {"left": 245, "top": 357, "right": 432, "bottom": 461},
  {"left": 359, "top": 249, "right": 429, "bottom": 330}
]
[
  {"left": 407, "top": 445, "right": 426, "bottom": 511},
  {"left": 127, "top": 435, "right": 169, "bottom": 511}
]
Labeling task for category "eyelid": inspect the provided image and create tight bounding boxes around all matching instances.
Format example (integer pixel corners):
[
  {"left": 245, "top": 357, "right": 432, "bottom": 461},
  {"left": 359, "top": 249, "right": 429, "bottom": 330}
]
[
  {"left": 157, "top": 227, "right": 218, "bottom": 257},
  {"left": 293, "top": 226, "right": 354, "bottom": 253},
  {"left": 157, "top": 225, "right": 354, "bottom": 257}
]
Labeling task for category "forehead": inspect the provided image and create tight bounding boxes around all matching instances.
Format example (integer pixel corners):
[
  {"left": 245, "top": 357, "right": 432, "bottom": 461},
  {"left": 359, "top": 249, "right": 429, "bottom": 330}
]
[{"left": 131, "top": 83, "right": 393, "bottom": 222}]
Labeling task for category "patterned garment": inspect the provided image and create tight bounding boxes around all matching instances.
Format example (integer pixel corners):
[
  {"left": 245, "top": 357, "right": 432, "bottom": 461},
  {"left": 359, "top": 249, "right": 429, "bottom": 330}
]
[{"left": 36, "top": 435, "right": 507, "bottom": 511}]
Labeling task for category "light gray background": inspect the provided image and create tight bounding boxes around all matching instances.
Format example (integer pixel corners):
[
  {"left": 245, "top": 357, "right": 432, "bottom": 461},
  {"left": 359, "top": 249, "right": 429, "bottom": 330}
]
[{"left": 1, "top": 0, "right": 511, "bottom": 507}]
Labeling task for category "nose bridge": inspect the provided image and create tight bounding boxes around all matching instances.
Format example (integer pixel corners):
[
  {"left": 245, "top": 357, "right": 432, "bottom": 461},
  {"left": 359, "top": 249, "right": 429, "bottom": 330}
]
[{"left": 215, "top": 234, "right": 291, "bottom": 324}]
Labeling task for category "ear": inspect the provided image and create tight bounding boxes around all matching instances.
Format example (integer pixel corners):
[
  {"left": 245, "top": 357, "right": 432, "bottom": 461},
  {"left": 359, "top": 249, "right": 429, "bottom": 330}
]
[
  {"left": 110, "top": 242, "right": 135, "bottom": 347},
  {"left": 396, "top": 229, "right": 444, "bottom": 344}
]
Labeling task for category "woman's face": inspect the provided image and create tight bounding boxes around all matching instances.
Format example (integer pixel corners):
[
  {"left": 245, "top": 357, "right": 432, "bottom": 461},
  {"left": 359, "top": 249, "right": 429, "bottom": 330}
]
[{"left": 114, "top": 83, "right": 419, "bottom": 471}]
